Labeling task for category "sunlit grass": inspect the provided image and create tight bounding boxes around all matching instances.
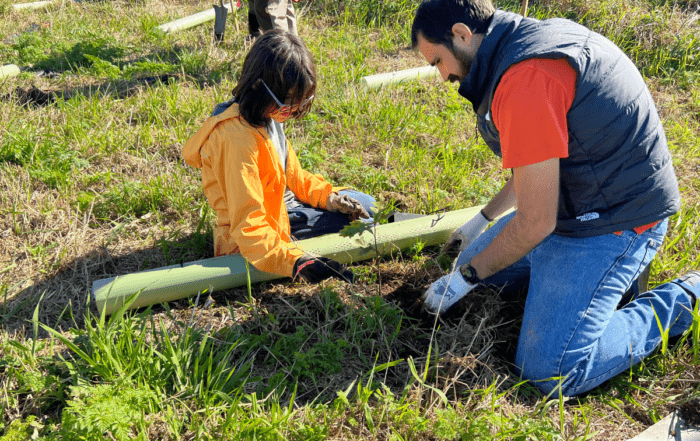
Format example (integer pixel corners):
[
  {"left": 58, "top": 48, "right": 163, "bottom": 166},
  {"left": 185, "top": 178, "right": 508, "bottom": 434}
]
[{"left": 0, "top": 0, "right": 699, "bottom": 438}]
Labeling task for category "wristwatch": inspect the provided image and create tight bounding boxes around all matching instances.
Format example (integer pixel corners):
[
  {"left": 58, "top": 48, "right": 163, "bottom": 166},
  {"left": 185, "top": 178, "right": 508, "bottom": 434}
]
[{"left": 459, "top": 263, "right": 481, "bottom": 285}]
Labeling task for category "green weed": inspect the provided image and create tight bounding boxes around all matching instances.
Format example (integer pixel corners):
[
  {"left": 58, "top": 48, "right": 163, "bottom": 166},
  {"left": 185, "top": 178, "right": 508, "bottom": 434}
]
[{"left": 60, "top": 384, "right": 156, "bottom": 441}]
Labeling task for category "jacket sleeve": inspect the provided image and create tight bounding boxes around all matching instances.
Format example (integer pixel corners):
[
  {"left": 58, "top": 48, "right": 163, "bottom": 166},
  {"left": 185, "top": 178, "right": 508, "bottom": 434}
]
[
  {"left": 208, "top": 125, "right": 303, "bottom": 277},
  {"left": 285, "top": 142, "right": 345, "bottom": 210}
]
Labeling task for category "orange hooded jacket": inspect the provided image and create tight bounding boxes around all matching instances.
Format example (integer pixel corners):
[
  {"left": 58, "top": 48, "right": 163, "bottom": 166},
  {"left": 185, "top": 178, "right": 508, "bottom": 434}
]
[{"left": 182, "top": 103, "right": 344, "bottom": 277}]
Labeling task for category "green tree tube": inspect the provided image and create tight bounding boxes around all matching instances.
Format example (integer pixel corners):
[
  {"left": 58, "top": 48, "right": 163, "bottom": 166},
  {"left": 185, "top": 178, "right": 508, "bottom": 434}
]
[
  {"left": 156, "top": 4, "right": 234, "bottom": 33},
  {"left": 0, "top": 64, "right": 20, "bottom": 79},
  {"left": 359, "top": 65, "right": 439, "bottom": 90},
  {"left": 92, "top": 206, "right": 483, "bottom": 314}
]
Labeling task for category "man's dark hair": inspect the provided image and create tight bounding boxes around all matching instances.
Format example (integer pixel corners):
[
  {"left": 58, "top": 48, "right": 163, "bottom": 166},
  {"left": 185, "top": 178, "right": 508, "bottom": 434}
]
[
  {"left": 232, "top": 29, "right": 316, "bottom": 128},
  {"left": 411, "top": 0, "right": 495, "bottom": 49}
]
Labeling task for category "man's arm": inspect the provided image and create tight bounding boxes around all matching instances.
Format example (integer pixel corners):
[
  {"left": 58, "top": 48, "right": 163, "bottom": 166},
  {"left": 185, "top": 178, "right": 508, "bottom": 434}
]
[
  {"left": 470, "top": 157, "right": 559, "bottom": 280},
  {"left": 442, "top": 175, "right": 517, "bottom": 255},
  {"left": 481, "top": 174, "right": 517, "bottom": 221}
]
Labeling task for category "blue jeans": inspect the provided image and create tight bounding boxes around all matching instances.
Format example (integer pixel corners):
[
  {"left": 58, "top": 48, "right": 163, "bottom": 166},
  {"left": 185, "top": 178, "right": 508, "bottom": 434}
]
[
  {"left": 289, "top": 190, "right": 375, "bottom": 240},
  {"left": 456, "top": 211, "right": 696, "bottom": 397}
]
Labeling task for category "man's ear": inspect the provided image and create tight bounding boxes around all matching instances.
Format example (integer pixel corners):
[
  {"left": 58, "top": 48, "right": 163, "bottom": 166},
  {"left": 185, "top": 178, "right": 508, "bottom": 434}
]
[{"left": 451, "top": 22, "right": 473, "bottom": 43}]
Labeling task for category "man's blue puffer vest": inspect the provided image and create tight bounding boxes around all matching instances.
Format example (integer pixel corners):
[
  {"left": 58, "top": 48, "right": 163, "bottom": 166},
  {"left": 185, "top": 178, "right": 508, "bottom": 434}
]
[{"left": 458, "top": 10, "right": 680, "bottom": 237}]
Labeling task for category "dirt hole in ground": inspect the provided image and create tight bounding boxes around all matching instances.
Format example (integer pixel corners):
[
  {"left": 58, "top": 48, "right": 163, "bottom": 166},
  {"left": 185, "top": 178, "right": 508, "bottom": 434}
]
[{"left": 678, "top": 397, "right": 700, "bottom": 426}]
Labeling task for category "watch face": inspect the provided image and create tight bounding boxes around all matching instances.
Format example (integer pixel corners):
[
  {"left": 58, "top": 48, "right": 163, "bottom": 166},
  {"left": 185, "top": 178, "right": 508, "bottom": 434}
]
[
  {"left": 460, "top": 264, "right": 475, "bottom": 280},
  {"left": 459, "top": 264, "right": 481, "bottom": 284}
]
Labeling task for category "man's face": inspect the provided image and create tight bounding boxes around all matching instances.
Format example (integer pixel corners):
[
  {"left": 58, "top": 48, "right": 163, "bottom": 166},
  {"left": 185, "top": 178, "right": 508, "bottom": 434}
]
[{"left": 416, "top": 33, "right": 473, "bottom": 83}]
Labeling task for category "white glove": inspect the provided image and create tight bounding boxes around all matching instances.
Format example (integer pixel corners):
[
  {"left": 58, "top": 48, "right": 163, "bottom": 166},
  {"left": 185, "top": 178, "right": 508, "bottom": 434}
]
[
  {"left": 421, "top": 271, "right": 476, "bottom": 315},
  {"left": 443, "top": 210, "right": 490, "bottom": 255}
]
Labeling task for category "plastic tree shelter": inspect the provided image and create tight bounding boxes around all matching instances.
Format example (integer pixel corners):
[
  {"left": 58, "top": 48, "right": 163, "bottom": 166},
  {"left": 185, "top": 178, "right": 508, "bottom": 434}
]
[
  {"left": 156, "top": 3, "right": 236, "bottom": 33},
  {"left": 0, "top": 65, "right": 21, "bottom": 79},
  {"left": 92, "top": 205, "right": 483, "bottom": 315},
  {"left": 359, "top": 65, "right": 440, "bottom": 90},
  {"left": 12, "top": 0, "right": 56, "bottom": 10}
]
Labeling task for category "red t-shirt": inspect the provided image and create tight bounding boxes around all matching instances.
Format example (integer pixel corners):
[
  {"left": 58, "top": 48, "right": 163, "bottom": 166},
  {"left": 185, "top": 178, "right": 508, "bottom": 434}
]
[
  {"left": 492, "top": 58, "right": 657, "bottom": 234},
  {"left": 492, "top": 57, "right": 575, "bottom": 169}
]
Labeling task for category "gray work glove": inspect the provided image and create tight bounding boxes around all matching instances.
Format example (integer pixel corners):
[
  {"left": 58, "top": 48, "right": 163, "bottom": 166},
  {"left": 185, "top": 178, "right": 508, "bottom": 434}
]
[
  {"left": 326, "top": 193, "right": 370, "bottom": 221},
  {"left": 442, "top": 210, "right": 490, "bottom": 256},
  {"left": 421, "top": 271, "right": 477, "bottom": 315}
]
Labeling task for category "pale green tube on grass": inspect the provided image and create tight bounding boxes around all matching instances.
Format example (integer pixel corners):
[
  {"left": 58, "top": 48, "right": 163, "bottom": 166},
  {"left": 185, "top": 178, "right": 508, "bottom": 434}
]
[
  {"left": 359, "top": 65, "right": 439, "bottom": 90},
  {"left": 156, "top": 4, "right": 233, "bottom": 33},
  {"left": 12, "top": 0, "right": 55, "bottom": 10},
  {"left": 0, "top": 65, "right": 20, "bottom": 79},
  {"left": 92, "top": 205, "right": 483, "bottom": 315}
]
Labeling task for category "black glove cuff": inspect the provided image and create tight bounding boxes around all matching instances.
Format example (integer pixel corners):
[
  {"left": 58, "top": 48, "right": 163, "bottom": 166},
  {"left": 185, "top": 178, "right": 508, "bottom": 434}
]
[{"left": 293, "top": 255, "right": 312, "bottom": 277}]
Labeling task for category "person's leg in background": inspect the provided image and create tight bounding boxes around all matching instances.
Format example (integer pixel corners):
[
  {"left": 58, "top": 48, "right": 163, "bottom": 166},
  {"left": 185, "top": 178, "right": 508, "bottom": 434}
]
[
  {"left": 252, "top": 0, "right": 274, "bottom": 33},
  {"left": 283, "top": 0, "right": 298, "bottom": 35},
  {"left": 265, "top": 0, "right": 297, "bottom": 35},
  {"left": 247, "top": 0, "right": 261, "bottom": 38}
]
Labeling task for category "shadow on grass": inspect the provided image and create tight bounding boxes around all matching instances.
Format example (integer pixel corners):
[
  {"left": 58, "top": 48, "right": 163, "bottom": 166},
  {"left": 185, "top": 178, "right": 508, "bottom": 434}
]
[
  {"left": 0, "top": 72, "right": 189, "bottom": 109},
  {"left": 1, "top": 230, "right": 527, "bottom": 406},
  {"left": 0, "top": 74, "right": 185, "bottom": 108},
  {"left": 0, "top": 39, "right": 237, "bottom": 107},
  {"left": 1, "top": 228, "right": 213, "bottom": 332}
]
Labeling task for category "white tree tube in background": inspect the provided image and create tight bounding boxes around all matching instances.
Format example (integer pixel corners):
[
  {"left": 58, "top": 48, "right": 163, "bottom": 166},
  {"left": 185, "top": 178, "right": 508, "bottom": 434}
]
[
  {"left": 0, "top": 65, "right": 20, "bottom": 79},
  {"left": 359, "top": 65, "right": 439, "bottom": 90},
  {"left": 156, "top": 3, "right": 234, "bottom": 33},
  {"left": 12, "top": 0, "right": 56, "bottom": 10}
]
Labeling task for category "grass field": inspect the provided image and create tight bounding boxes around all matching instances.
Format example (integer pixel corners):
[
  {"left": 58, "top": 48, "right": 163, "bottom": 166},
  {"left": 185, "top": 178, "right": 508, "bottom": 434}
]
[{"left": 1, "top": 0, "right": 699, "bottom": 439}]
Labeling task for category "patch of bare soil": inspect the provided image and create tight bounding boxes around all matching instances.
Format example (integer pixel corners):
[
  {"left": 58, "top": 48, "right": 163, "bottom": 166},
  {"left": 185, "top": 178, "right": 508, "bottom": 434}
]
[
  {"left": 679, "top": 397, "right": 700, "bottom": 426},
  {"left": 0, "top": 86, "right": 57, "bottom": 107}
]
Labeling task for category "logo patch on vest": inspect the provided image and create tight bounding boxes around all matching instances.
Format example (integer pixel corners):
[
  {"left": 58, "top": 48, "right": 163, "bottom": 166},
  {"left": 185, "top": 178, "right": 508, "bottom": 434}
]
[{"left": 577, "top": 212, "right": 600, "bottom": 222}]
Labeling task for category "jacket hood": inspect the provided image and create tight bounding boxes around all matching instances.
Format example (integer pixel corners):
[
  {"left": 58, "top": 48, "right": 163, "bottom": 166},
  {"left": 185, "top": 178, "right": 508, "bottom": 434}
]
[{"left": 182, "top": 103, "right": 244, "bottom": 169}]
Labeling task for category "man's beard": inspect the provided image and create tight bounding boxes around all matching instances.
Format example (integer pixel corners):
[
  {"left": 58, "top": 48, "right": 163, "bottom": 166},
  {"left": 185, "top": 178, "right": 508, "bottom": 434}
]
[{"left": 449, "top": 45, "right": 473, "bottom": 83}]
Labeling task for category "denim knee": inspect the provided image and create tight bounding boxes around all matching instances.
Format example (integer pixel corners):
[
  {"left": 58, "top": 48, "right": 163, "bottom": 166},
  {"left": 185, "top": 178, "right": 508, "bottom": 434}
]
[
  {"left": 517, "top": 360, "right": 580, "bottom": 398},
  {"left": 529, "top": 378, "right": 579, "bottom": 398}
]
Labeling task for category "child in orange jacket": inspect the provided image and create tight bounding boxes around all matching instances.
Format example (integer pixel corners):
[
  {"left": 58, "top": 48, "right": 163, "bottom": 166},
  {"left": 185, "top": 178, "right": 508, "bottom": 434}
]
[{"left": 182, "top": 30, "right": 374, "bottom": 283}]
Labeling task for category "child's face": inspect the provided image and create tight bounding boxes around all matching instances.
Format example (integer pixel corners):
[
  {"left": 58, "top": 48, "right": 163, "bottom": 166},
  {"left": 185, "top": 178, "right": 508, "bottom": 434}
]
[
  {"left": 270, "top": 111, "right": 292, "bottom": 123},
  {"left": 262, "top": 81, "right": 314, "bottom": 123},
  {"left": 267, "top": 96, "right": 314, "bottom": 122}
]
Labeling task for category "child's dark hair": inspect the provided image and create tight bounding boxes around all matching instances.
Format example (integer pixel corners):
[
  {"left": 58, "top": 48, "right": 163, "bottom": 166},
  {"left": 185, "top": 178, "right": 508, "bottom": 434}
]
[{"left": 232, "top": 30, "right": 316, "bottom": 128}]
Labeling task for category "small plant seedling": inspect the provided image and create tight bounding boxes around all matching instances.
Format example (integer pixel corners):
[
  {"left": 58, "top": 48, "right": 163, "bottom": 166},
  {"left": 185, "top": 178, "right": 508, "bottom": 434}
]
[{"left": 339, "top": 199, "right": 397, "bottom": 294}]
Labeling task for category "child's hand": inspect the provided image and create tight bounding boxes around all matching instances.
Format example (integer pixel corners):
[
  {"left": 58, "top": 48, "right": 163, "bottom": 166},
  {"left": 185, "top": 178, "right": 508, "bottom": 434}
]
[
  {"left": 327, "top": 193, "right": 370, "bottom": 221},
  {"left": 293, "top": 255, "right": 354, "bottom": 284}
]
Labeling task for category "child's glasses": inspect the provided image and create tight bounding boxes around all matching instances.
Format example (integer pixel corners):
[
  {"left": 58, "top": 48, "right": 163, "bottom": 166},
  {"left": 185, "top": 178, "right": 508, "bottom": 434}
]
[{"left": 261, "top": 79, "right": 314, "bottom": 116}]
